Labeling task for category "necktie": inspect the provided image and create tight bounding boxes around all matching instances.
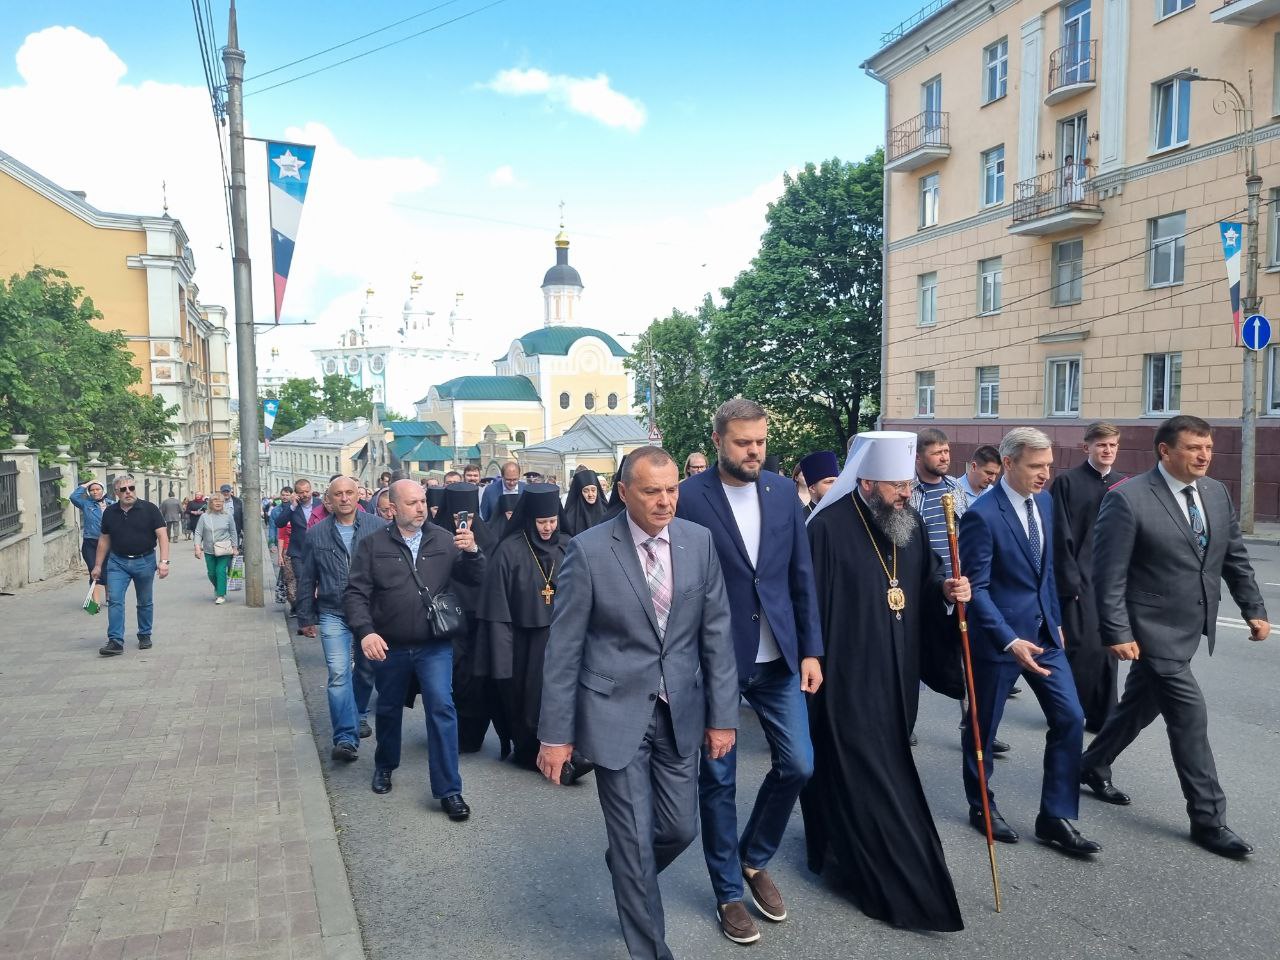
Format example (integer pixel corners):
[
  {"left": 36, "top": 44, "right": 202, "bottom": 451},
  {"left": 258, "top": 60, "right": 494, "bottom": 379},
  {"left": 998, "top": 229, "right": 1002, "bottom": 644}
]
[
  {"left": 1182, "top": 486, "right": 1208, "bottom": 557},
  {"left": 641, "top": 538, "right": 670, "bottom": 702},
  {"left": 1024, "top": 498, "right": 1042, "bottom": 573}
]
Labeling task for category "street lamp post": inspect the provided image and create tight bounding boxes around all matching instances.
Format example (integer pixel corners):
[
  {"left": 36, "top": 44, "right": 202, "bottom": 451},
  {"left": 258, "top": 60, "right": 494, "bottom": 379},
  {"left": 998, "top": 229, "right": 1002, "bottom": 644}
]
[{"left": 1177, "top": 69, "right": 1259, "bottom": 533}]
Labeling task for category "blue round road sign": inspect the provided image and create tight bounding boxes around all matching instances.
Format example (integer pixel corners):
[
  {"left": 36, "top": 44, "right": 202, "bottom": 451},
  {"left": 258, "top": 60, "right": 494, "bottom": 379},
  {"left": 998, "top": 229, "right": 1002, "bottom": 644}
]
[{"left": 1243, "top": 314, "right": 1271, "bottom": 351}]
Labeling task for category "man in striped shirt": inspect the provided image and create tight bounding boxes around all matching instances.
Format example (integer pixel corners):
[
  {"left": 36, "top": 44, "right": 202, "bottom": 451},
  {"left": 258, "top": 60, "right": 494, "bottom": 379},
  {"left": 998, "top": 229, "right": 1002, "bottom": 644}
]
[{"left": 909, "top": 428, "right": 968, "bottom": 580}]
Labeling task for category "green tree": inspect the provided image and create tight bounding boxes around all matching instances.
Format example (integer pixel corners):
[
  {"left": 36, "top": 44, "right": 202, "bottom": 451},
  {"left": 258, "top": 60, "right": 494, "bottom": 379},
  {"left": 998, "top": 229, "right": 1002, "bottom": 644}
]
[
  {"left": 625, "top": 297, "right": 720, "bottom": 465},
  {"left": 708, "top": 152, "right": 883, "bottom": 465},
  {"left": 0, "top": 267, "right": 179, "bottom": 467},
  {"left": 263, "top": 373, "right": 375, "bottom": 437}
]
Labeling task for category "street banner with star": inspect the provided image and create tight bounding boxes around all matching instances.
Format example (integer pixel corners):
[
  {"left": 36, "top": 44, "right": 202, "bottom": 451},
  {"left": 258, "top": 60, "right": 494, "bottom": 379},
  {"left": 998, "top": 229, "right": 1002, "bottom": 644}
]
[
  {"left": 1219, "top": 221, "right": 1242, "bottom": 344},
  {"left": 267, "top": 141, "right": 316, "bottom": 322},
  {"left": 263, "top": 397, "right": 280, "bottom": 448}
]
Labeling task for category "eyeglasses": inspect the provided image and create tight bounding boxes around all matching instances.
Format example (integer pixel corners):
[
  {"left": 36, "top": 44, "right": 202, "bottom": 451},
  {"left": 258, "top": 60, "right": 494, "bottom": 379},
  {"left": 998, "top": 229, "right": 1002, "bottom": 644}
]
[
  {"left": 117, "top": 485, "right": 136, "bottom": 493},
  {"left": 879, "top": 481, "right": 911, "bottom": 493}
]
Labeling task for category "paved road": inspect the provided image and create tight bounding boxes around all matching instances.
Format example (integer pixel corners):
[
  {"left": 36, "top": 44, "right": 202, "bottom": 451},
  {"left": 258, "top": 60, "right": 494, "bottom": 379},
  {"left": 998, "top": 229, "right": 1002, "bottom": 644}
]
[{"left": 292, "top": 543, "right": 1280, "bottom": 960}]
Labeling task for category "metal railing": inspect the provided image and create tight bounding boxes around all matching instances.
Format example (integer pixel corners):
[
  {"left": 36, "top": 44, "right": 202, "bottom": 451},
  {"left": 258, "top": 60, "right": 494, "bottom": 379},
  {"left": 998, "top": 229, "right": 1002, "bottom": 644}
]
[
  {"left": 0, "top": 459, "right": 19, "bottom": 539},
  {"left": 1011, "top": 162, "right": 1100, "bottom": 224},
  {"left": 887, "top": 110, "right": 950, "bottom": 164},
  {"left": 880, "top": 0, "right": 951, "bottom": 46},
  {"left": 39, "top": 465, "right": 64, "bottom": 533},
  {"left": 1048, "top": 39, "right": 1097, "bottom": 94}
]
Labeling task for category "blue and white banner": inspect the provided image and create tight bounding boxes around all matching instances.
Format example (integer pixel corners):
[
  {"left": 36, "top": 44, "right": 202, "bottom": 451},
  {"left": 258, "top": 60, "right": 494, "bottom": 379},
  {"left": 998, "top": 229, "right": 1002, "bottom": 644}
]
[
  {"left": 1219, "top": 221, "right": 1242, "bottom": 344},
  {"left": 263, "top": 397, "right": 280, "bottom": 447},
  {"left": 267, "top": 141, "right": 316, "bottom": 323}
]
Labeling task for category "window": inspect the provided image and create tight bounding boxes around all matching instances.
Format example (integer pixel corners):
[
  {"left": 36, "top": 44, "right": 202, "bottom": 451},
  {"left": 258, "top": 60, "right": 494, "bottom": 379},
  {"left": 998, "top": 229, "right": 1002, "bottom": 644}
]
[
  {"left": 983, "top": 39, "right": 1008, "bottom": 103},
  {"left": 981, "top": 146, "right": 1005, "bottom": 206},
  {"left": 920, "top": 173, "right": 939, "bottom": 228},
  {"left": 1145, "top": 352, "right": 1182, "bottom": 414},
  {"left": 1154, "top": 76, "right": 1191, "bottom": 150},
  {"left": 1052, "top": 239, "right": 1084, "bottom": 305},
  {"left": 607, "top": 392, "right": 619, "bottom": 410},
  {"left": 919, "top": 273, "right": 938, "bottom": 326},
  {"left": 922, "top": 76, "right": 943, "bottom": 143},
  {"left": 1047, "top": 358, "right": 1082, "bottom": 417},
  {"left": 1268, "top": 347, "right": 1280, "bottom": 415},
  {"left": 584, "top": 392, "right": 596, "bottom": 410},
  {"left": 1159, "top": 0, "right": 1194, "bottom": 18},
  {"left": 1062, "top": 0, "right": 1092, "bottom": 86},
  {"left": 515, "top": 430, "right": 527, "bottom": 445},
  {"left": 978, "top": 257, "right": 1003, "bottom": 314},
  {"left": 1149, "top": 212, "right": 1187, "bottom": 287},
  {"left": 916, "top": 372, "right": 936, "bottom": 417},
  {"left": 558, "top": 392, "right": 570, "bottom": 409},
  {"left": 977, "top": 366, "right": 1000, "bottom": 417}
]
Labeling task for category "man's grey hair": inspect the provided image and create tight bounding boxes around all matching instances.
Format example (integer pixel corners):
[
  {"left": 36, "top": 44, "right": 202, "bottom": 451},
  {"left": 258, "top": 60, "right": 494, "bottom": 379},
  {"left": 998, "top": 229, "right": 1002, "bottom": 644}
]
[
  {"left": 999, "top": 427, "right": 1053, "bottom": 462},
  {"left": 113, "top": 474, "right": 135, "bottom": 490},
  {"left": 713, "top": 397, "right": 767, "bottom": 436},
  {"left": 620, "top": 446, "right": 675, "bottom": 484}
]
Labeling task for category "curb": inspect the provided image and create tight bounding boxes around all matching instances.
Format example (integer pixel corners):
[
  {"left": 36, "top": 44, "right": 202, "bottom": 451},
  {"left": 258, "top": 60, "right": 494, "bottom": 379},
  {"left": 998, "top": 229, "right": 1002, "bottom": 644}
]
[
  {"left": 1243, "top": 536, "right": 1280, "bottom": 548},
  {"left": 270, "top": 595, "right": 366, "bottom": 960}
]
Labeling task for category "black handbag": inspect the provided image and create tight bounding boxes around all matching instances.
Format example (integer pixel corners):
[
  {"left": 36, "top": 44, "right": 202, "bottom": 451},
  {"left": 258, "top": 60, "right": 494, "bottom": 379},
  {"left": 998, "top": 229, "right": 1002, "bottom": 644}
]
[{"left": 404, "top": 545, "right": 467, "bottom": 643}]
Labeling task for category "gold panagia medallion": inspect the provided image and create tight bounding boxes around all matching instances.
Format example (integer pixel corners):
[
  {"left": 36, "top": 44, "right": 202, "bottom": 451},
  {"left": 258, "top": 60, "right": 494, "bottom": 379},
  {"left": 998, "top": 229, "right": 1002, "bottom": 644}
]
[{"left": 887, "top": 585, "right": 906, "bottom": 612}]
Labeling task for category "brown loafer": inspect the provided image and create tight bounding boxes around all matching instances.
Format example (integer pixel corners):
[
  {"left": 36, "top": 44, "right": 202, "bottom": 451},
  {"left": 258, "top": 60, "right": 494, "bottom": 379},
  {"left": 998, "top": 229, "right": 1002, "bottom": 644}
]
[
  {"left": 743, "top": 868, "right": 787, "bottom": 922},
  {"left": 716, "top": 901, "right": 760, "bottom": 945}
]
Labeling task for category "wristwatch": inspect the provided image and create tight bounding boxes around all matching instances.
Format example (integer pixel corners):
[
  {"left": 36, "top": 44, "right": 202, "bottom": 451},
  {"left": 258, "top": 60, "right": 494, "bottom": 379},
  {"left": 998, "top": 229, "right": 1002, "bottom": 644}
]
[{"left": 160, "top": 560, "right": 170, "bottom": 565}]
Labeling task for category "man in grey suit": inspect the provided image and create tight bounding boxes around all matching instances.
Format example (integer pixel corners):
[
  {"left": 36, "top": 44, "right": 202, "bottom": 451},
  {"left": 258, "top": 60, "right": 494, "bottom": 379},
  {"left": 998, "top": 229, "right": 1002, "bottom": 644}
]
[
  {"left": 1081, "top": 415, "right": 1270, "bottom": 858},
  {"left": 538, "top": 446, "right": 738, "bottom": 960}
]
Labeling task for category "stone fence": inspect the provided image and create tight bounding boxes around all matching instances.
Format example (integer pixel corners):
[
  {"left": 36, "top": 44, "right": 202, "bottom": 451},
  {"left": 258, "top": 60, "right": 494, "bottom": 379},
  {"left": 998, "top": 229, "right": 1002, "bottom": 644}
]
[{"left": 0, "top": 435, "right": 186, "bottom": 593}]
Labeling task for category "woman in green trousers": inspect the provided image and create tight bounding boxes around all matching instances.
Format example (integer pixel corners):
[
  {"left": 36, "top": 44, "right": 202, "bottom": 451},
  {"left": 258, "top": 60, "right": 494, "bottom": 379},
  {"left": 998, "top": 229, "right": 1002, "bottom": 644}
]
[{"left": 194, "top": 494, "right": 237, "bottom": 604}]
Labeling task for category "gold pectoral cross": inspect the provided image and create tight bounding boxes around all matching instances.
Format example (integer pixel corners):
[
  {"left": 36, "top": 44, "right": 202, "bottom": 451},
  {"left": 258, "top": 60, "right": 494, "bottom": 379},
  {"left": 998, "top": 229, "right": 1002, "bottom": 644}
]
[{"left": 541, "top": 584, "right": 555, "bottom": 606}]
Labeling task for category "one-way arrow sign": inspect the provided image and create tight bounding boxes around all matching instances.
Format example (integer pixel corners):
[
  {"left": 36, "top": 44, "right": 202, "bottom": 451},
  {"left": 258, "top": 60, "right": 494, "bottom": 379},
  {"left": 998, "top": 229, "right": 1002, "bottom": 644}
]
[{"left": 1242, "top": 313, "right": 1272, "bottom": 351}]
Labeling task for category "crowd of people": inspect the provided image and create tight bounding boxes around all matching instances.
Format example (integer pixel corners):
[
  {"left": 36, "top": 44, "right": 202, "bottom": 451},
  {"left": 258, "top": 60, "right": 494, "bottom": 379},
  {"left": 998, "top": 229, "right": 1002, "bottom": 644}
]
[{"left": 73, "top": 398, "right": 1271, "bottom": 960}]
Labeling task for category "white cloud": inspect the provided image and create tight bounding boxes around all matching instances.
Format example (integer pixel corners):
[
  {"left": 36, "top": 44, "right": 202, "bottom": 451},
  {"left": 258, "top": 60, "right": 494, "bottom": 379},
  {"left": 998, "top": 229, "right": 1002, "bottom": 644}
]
[
  {"left": 488, "top": 164, "right": 517, "bottom": 187},
  {"left": 486, "top": 67, "right": 647, "bottom": 131}
]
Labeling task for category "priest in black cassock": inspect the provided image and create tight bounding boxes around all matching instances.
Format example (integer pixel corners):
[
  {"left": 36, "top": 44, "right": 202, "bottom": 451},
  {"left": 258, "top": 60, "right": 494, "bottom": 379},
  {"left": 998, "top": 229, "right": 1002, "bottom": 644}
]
[
  {"left": 1050, "top": 421, "right": 1125, "bottom": 732},
  {"left": 801, "top": 431, "right": 968, "bottom": 932},
  {"left": 476, "top": 485, "right": 594, "bottom": 780},
  {"left": 561, "top": 469, "right": 606, "bottom": 537}
]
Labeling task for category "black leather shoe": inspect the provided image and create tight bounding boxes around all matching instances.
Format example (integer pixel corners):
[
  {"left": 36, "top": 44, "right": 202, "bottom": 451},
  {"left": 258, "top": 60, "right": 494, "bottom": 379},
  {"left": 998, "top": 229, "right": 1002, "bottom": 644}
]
[
  {"left": 970, "top": 807, "right": 1018, "bottom": 843},
  {"left": 137, "top": 635, "right": 152, "bottom": 650},
  {"left": 358, "top": 718, "right": 372, "bottom": 739},
  {"left": 1035, "top": 815, "right": 1101, "bottom": 855},
  {"left": 909, "top": 733, "right": 918, "bottom": 747},
  {"left": 331, "top": 742, "right": 358, "bottom": 763},
  {"left": 441, "top": 794, "right": 470, "bottom": 821},
  {"left": 1081, "top": 770, "right": 1131, "bottom": 805},
  {"left": 371, "top": 769, "right": 393, "bottom": 794},
  {"left": 99, "top": 639, "right": 124, "bottom": 657},
  {"left": 1190, "top": 825, "right": 1253, "bottom": 858},
  {"left": 991, "top": 738, "right": 1011, "bottom": 754},
  {"left": 1008, "top": 685, "right": 1022, "bottom": 697}
]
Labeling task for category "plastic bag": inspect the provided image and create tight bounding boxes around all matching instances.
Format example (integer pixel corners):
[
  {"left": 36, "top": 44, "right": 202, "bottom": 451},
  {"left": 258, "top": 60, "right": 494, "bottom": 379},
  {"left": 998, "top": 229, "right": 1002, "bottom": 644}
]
[
  {"left": 228, "top": 555, "right": 245, "bottom": 591},
  {"left": 83, "top": 582, "right": 104, "bottom": 615}
]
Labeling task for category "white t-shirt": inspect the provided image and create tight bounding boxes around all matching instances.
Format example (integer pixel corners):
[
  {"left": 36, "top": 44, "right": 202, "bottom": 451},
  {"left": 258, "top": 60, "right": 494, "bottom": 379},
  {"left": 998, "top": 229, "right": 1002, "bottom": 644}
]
[{"left": 720, "top": 480, "right": 782, "bottom": 664}]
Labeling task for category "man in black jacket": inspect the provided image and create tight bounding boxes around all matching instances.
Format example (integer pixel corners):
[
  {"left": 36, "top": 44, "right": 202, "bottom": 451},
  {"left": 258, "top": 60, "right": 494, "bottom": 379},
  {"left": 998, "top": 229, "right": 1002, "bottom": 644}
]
[
  {"left": 272, "top": 478, "right": 326, "bottom": 564},
  {"left": 297, "top": 477, "right": 385, "bottom": 763},
  {"left": 345, "top": 480, "right": 485, "bottom": 821}
]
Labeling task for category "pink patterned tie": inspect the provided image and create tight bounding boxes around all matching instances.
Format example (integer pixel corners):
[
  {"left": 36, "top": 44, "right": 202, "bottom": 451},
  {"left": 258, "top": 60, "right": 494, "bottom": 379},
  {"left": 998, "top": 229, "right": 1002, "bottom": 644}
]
[{"left": 641, "top": 538, "right": 670, "bottom": 702}]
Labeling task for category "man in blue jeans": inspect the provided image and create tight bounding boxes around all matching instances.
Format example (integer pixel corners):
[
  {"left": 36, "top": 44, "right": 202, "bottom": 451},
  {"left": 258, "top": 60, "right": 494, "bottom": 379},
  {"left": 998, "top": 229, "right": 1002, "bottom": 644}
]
[
  {"left": 91, "top": 475, "right": 170, "bottom": 656},
  {"left": 676, "top": 398, "right": 824, "bottom": 945},
  {"left": 344, "top": 480, "right": 486, "bottom": 821},
  {"left": 296, "top": 477, "right": 384, "bottom": 763}
]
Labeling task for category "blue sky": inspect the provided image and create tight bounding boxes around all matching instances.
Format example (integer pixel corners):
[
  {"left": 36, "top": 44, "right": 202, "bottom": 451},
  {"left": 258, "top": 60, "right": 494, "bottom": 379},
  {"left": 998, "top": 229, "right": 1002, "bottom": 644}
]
[{"left": 2, "top": 1, "right": 904, "bottom": 377}]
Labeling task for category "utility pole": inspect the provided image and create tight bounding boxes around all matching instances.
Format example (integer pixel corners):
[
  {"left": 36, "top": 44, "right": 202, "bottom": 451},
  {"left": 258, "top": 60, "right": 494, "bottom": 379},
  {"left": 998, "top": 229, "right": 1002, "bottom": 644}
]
[{"left": 222, "top": 0, "right": 265, "bottom": 605}]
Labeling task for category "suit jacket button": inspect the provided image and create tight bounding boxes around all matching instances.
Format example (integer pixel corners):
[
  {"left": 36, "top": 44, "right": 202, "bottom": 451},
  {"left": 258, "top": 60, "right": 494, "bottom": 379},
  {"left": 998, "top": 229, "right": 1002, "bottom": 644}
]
[
  {"left": 753, "top": 577, "right": 761, "bottom": 585},
  {"left": 1197, "top": 600, "right": 1204, "bottom": 605},
  {"left": 751, "top": 613, "right": 760, "bottom": 622},
  {"left": 648, "top": 693, "right": 657, "bottom": 701}
]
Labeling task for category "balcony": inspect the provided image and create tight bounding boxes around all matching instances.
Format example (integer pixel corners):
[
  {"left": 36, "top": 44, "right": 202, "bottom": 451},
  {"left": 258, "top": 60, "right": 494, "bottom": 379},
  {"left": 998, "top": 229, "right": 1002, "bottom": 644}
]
[
  {"left": 1008, "top": 163, "right": 1103, "bottom": 236},
  {"left": 885, "top": 111, "right": 950, "bottom": 173},
  {"left": 1046, "top": 40, "right": 1097, "bottom": 106},
  {"left": 1211, "top": 0, "right": 1280, "bottom": 23}
]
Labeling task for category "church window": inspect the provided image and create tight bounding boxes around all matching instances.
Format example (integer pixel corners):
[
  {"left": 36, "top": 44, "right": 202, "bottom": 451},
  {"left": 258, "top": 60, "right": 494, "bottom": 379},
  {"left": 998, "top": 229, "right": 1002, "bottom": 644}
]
[
  {"left": 370, "top": 355, "right": 385, "bottom": 374},
  {"left": 324, "top": 358, "right": 338, "bottom": 375},
  {"left": 584, "top": 393, "right": 596, "bottom": 410},
  {"left": 607, "top": 392, "right": 619, "bottom": 410},
  {"left": 515, "top": 430, "right": 527, "bottom": 444},
  {"left": 346, "top": 356, "right": 361, "bottom": 375},
  {"left": 559, "top": 392, "right": 570, "bottom": 409}
]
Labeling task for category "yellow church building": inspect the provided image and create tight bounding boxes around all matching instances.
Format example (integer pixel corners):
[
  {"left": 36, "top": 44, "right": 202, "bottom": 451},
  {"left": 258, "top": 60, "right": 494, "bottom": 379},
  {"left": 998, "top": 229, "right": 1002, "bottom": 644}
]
[{"left": 414, "top": 226, "right": 638, "bottom": 455}]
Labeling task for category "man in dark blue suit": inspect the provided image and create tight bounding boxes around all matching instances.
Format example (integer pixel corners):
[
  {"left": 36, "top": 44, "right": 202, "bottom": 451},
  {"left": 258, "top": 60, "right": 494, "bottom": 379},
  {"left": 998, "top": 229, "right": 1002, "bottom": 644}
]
[
  {"left": 959, "top": 427, "right": 1100, "bottom": 855},
  {"left": 676, "top": 398, "right": 823, "bottom": 944}
]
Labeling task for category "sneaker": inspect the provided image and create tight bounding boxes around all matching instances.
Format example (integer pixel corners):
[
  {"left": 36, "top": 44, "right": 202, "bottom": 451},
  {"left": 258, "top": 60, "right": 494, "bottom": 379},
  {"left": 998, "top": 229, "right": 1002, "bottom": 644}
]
[
  {"left": 716, "top": 901, "right": 761, "bottom": 944},
  {"left": 332, "top": 743, "right": 358, "bottom": 763},
  {"left": 99, "top": 639, "right": 124, "bottom": 657},
  {"left": 214, "top": 597, "right": 226, "bottom": 605},
  {"left": 138, "top": 635, "right": 152, "bottom": 650},
  {"left": 359, "top": 718, "right": 372, "bottom": 739}
]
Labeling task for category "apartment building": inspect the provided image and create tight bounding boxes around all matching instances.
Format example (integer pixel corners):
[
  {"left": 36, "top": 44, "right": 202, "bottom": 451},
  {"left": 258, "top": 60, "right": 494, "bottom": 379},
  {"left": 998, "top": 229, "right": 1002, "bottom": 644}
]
[{"left": 864, "top": 0, "right": 1280, "bottom": 517}]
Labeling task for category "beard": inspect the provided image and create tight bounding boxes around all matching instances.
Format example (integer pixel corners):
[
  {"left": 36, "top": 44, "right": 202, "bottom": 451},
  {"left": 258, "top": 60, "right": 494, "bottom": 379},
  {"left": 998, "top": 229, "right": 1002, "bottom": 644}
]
[
  {"left": 865, "top": 488, "right": 916, "bottom": 548},
  {"left": 720, "top": 455, "right": 761, "bottom": 484}
]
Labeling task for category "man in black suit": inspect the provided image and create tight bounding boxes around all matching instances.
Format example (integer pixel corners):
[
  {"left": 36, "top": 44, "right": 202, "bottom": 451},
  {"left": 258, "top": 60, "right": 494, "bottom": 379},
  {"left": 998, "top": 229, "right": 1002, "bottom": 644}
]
[{"left": 1081, "top": 415, "right": 1270, "bottom": 858}]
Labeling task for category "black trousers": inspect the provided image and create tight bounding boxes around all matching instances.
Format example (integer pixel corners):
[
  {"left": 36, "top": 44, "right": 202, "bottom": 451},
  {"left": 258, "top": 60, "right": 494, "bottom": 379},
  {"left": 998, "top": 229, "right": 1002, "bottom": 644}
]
[
  {"left": 1081, "top": 656, "right": 1226, "bottom": 828},
  {"left": 81, "top": 539, "right": 98, "bottom": 577}
]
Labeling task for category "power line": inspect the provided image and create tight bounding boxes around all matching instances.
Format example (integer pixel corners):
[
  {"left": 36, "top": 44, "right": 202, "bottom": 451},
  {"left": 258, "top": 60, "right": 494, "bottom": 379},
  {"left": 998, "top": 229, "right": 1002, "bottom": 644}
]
[
  {"left": 190, "top": 0, "right": 234, "bottom": 249},
  {"left": 244, "top": 0, "right": 466, "bottom": 82},
  {"left": 243, "top": 0, "right": 512, "bottom": 99}
]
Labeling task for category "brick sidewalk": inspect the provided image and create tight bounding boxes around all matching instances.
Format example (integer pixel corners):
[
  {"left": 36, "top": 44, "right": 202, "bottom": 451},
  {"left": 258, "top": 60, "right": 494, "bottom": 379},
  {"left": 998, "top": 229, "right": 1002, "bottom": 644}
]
[{"left": 0, "top": 546, "right": 361, "bottom": 960}]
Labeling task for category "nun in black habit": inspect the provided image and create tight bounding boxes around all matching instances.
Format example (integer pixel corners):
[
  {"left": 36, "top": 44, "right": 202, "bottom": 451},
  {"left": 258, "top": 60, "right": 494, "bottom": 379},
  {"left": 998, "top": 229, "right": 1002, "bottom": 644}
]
[
  {"left": 602, "top": 454, "right": 629, "bottom": 520},
  {"left": 476, "top": 484, "right": 593, "bottom": 781},
  {"left": 488, "top": 492, "right": 522, "bottom": 540},
  {"left": 561, "top": 469, "right": 606, "bottom": 537}
]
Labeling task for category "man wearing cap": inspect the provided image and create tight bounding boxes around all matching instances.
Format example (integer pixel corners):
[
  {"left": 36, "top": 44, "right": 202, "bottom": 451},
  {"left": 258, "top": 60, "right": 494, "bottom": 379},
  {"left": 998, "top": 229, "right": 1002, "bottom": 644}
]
[
  {"left": 219, "top": 483, "right": 245, "bottom": 548},
  {"left": 797, "top": 451, "right": 838, "bottom": 517},
  {"left": 802, "top": 432, "right": 967, "bottom": 931}
]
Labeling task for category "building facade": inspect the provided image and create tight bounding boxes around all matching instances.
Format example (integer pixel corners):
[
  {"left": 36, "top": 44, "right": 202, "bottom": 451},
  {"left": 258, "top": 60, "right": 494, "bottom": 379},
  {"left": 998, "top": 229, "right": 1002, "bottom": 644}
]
[
  {"left": 265, "top": 417, "right": 373, "bottom": 494},
  {"left": 519, "top": 414, "right": 651, "bottom": 484},
  {"left": 865, "top": 0, "right": 1280, "bottom": 517},
  {"left": 0, "top": 149, "right": 233, "bottom": 494}
]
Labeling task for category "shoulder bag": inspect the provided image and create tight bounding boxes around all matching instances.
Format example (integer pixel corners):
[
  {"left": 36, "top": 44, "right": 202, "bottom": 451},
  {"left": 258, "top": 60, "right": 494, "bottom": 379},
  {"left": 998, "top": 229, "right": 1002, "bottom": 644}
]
[{"left": 402, "top": 539, "right": 467, "bottom": 643}]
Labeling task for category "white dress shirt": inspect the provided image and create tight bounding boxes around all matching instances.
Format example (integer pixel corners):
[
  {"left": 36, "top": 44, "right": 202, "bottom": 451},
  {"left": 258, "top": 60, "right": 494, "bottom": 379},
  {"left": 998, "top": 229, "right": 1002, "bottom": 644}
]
[
  {"left": 720, "top": 480, "right": 783, "bottom": 664},
  {"left": 999, "top": 476, "right": 1045, "bottom": 556},
  {"left": 1157, "top": 463, "right": 1210, "bottom": 535}
]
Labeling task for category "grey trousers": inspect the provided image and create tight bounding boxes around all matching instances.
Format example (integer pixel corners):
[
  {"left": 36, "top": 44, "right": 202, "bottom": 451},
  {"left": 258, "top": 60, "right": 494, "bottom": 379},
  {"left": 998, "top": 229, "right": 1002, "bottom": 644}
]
[
  {"left": 595, "top": 701, "right": 699, "bottom": 960},
  {"left": 1082, "top": 656, "right": 1226, "bottom": 827}
]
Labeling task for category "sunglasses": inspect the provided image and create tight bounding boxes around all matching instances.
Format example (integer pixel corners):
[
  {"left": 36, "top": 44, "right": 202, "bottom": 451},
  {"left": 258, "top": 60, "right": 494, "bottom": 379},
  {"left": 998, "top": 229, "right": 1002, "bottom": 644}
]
[{"left": 117, "top": 485, "right": 136, "bottom": 493}]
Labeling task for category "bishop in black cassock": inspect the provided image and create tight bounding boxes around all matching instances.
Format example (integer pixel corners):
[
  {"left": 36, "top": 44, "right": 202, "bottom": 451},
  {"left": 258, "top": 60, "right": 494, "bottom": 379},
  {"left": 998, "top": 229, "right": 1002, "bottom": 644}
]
[{"left": 800, "top": 432, "right": 966, "bottom": 932}]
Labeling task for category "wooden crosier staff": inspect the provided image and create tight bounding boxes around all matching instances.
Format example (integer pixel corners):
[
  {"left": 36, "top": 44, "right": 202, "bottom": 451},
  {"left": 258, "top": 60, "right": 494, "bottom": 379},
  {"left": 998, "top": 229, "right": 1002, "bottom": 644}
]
[{"left": 941, "top": 492, "right": 1002, "bottom": 913}]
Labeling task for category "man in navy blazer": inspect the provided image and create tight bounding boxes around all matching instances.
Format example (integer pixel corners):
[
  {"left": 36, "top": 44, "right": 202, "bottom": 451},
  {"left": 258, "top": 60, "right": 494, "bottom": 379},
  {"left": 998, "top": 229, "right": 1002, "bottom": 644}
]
[
  {"left": 959, "top": 427, "right": 1100, "bottom": 856},
  {"left": 479, "top": 461, "right": 525, "bottom": 521},
  {"left": 675, "top": 398, "right": 823, "bottom": 944}
]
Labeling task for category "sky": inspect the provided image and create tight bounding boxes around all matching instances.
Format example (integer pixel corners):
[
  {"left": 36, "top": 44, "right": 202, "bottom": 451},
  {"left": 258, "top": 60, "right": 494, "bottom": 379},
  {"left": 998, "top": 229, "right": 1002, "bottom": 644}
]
[{"left": 1, "top": 1, "right": 904, "bottom": 387}]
